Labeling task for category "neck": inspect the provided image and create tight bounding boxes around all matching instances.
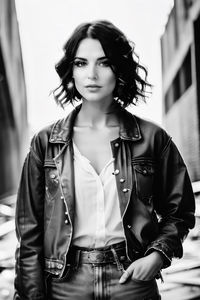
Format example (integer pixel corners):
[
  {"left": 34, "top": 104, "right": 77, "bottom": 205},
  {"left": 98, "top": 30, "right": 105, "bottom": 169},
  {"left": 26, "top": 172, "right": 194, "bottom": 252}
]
[{"left": 75, "top": 100, "right": 118, "bottom": 128}]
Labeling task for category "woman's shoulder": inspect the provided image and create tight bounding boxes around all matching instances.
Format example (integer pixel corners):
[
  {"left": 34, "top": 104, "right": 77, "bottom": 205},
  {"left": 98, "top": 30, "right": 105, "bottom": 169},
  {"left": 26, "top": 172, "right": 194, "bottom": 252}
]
[
  {"left": 134, "top": 114, "right": 166, "bottom": 134},
  {"left": 123, "top": 108, "right": 168, "bottom": 136},
  {"left": 135, "top": 113, "right": 170, "bottom": 141},
  {"left": 31, "top": 105, "right": 80, "bottom": 147},
  {"left": 29, "top": 117, "right": 66, "bottom": 152},
  {"left": 124, "top": 110, "right": 172, "bottom": 154},
  {"left": 32, "top": 121, "right": 57, "bottom": 143}
]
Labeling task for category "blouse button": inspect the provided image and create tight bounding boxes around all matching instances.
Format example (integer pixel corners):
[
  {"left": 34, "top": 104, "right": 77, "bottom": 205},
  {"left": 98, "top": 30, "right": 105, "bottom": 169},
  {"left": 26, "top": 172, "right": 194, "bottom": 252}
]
[
  {"left": 123, "top": 188, "right": 129, "bottom": 193},
  {"left": 65, "top": 219, "right": 69, "bottom": 224},
  {"left": 113, "top": 169, "right": 120, "bottom": 175},
  {"left": 120, "top": 178, "right": 125, "bottom": 183}
]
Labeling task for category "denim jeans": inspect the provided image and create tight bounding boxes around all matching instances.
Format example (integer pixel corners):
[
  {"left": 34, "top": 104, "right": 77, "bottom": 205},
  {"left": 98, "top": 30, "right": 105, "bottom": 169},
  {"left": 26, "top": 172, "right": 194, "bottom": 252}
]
[{"left": 46, "top": 257, "right": 161, "bottom": 299}]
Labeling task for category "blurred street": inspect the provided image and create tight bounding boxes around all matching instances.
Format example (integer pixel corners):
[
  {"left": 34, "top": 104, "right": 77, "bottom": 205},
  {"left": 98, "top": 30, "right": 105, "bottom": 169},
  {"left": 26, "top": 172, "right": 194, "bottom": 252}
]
[
  {"left": 0, "top": 195, "right": 16, "bottom": 300},
  {"left": 0, "top": 193, "right": 200, "bottom": 300},
  {"left": 158, "top": 192, "right": 200, "bottom": 300}
]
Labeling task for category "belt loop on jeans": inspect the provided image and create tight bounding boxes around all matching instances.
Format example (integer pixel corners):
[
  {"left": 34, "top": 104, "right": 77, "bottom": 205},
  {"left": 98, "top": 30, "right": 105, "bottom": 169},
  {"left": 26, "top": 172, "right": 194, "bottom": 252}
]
[{"left": 74, "top": 249, "right": 81, "bottom": 270}]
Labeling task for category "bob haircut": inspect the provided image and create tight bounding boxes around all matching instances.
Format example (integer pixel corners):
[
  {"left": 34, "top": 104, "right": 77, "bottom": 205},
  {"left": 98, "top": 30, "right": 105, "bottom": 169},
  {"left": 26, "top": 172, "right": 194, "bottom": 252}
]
[{"left": 54, "top": 20, "right": 151, "bottom": 108}]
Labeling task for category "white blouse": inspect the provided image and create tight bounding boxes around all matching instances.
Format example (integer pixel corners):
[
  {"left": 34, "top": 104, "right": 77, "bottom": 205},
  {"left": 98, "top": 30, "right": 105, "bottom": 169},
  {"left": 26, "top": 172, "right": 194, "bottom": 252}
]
[{"left": 72, "top": 141, "right": 125, "bottom": 248}]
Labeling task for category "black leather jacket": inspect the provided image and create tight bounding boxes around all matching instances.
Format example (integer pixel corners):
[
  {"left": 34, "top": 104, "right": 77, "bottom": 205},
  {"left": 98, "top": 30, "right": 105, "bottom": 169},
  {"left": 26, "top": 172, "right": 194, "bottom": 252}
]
[{"left": 14, "top": 105, "right": 195, "bottom": 299}]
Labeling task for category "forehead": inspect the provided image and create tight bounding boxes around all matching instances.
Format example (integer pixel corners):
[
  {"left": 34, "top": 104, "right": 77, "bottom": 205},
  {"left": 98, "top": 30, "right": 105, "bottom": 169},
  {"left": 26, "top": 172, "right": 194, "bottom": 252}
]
[{"left": 75, "top": 38, "right": 105, "bottom": 58}]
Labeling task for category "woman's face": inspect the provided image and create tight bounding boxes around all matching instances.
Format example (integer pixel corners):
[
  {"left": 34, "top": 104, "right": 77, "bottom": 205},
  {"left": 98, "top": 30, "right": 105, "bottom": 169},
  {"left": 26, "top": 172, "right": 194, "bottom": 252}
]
[{"left": 72, "top": 38, "right": 116, "bottom": 105}]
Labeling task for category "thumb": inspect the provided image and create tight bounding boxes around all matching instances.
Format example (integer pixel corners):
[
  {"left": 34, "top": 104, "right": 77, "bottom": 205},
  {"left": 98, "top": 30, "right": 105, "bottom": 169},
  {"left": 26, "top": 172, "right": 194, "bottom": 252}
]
[{"left": 119, "top": 266, "right": 133, "bottom": 284}]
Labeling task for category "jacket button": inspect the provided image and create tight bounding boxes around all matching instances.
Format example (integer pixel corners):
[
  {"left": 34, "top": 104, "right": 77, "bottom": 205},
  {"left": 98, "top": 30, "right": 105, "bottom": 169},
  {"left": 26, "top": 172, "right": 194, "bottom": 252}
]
[
  {"left": 114, "top": 142, "right": 119, "bottom": 147},
  {"left": 143, "top": 169, "right": 147, "bottom": 175},
  {"left": 120, "top": 256, "right": 126, "bottom": 261},
  {"left": 65, "top": 219, "right": 69, "bottom": 224},
  {"left": 120, "top": 178, "right": 125, "bottom": 183},
  {"left": 50, "top": 174, "right": 56, "bottom": 179},
  {"left": 57, "top": 263, "right": 63, "bottom": 269},
  {"left": 127, "top": 225, "right": 131, "bottom": 229},
  {"left": 123, "top": 188, "right": 129, "bottom": 193},
  {"left": 113, "top": 169, "right": 119, "bottom": 175},
  {"left": 61, "top": 196, "right": 64, "bottom": 200}
]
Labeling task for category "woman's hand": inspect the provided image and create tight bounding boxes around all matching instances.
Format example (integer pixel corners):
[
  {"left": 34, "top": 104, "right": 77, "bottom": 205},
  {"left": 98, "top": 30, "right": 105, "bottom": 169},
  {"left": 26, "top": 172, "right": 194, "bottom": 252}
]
[{"left": 119, "top": 251, "right": 164, "bottom": 284}]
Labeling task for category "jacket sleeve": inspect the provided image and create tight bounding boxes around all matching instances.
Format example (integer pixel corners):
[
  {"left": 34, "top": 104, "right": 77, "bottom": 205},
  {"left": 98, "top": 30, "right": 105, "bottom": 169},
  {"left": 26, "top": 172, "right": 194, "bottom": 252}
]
[
  {"left": 146, "top": 136, "right": 195, "bottom": 267},
  {"left": 14, "top": 136, "right": 46, "bottom": 300}
]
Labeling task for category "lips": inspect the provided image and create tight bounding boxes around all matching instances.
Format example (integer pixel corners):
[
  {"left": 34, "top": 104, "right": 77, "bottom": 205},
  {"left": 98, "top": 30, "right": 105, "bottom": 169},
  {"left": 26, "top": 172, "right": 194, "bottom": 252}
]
[{"left": 85, "top": 84, "right": 101, "bottom": 88}]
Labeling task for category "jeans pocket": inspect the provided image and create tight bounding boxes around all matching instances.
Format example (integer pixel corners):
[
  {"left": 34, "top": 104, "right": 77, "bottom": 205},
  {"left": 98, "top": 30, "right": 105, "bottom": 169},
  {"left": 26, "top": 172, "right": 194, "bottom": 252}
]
[
  {"left": 131, "top": 277, "right": 154, "bottom": 284},
  {"left": 50, "top": 266, "right": 73, "bottom": 283}
]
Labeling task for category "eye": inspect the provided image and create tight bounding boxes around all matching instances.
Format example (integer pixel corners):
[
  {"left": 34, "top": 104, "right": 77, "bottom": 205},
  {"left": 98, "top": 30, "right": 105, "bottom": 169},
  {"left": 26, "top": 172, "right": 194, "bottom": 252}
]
[
  {"left": 98, "top": 59, "right": 111, "bottom": 67},
  {"left": 73, "top": 60, "right": 86, "bottom": 67}
]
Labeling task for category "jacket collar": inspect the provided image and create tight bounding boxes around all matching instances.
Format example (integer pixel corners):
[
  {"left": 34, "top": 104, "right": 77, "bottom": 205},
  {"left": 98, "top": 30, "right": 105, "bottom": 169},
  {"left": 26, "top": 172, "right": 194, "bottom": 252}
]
[{"left": 49, "top": 104, "right": 142, "bottom": 143}]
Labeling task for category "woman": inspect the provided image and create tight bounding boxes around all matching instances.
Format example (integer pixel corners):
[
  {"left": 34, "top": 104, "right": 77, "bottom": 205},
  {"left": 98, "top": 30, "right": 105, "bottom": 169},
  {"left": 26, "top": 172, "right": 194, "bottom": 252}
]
[{"left": 14, "top": 20, "right": 195, "bottom": 300}]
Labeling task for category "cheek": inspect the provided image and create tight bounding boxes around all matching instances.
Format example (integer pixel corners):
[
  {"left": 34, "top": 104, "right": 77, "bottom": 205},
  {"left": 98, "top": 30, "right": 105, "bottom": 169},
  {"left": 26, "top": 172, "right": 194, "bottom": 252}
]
[
  {"left": 108, "top": 75, "right": 116, "bottom": 90},
  {"left": 106, "top": 70, "right": 116, "bottom": 85},
  {"left": 73, "top": 72, "right": 83, "bottom": 89},
  {"left": 73, "top": 68, "right": 82, "bottom": 80}
]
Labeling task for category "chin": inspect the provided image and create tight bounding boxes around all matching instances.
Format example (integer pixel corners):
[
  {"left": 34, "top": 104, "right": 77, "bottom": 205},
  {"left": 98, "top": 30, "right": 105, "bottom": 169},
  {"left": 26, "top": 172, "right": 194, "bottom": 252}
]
[
  {"left": 82, "top": 93, "right": 114, "bottom": 104},
  {"left": 82, "top": 94, "right": 105, "bottom": 102}
]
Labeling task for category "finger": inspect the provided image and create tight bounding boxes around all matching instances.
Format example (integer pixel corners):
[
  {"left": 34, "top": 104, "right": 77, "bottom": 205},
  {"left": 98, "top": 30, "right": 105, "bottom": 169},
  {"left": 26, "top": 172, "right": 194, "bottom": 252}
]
[{"left": 119, "top": 268, "right": 132, "bottom": 284}]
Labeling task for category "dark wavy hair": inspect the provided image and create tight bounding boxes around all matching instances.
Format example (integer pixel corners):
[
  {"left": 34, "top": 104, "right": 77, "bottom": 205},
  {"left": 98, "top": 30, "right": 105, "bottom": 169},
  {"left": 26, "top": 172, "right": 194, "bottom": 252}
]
[{"left": 53, "top": 20, "right": 151, "bottom": 108}]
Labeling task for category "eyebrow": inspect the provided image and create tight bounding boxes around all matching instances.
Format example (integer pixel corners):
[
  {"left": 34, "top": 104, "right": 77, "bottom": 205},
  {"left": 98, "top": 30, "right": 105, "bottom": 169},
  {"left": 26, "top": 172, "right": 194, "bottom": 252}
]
[{"left": 74, "top": 56, "right": 108, "bottom": 61}]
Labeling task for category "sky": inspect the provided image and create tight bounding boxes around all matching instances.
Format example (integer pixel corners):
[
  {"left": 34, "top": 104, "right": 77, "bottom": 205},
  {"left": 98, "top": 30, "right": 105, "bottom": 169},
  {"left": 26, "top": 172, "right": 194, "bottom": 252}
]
[{"left": 15, "top": 0, "right": 174, "bottom": 133}]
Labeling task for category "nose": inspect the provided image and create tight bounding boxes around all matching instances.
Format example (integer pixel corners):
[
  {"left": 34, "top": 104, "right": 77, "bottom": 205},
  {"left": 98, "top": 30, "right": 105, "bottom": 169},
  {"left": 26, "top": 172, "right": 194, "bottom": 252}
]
[{"left": 87, "top": 63, "right": 97, "bottom": 80}]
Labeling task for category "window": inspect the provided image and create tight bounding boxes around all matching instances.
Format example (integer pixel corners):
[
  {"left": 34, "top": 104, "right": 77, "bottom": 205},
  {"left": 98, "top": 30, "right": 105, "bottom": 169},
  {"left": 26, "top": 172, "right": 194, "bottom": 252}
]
[{"left": 164, "top": 48, "right": 192, "bottom": 113}]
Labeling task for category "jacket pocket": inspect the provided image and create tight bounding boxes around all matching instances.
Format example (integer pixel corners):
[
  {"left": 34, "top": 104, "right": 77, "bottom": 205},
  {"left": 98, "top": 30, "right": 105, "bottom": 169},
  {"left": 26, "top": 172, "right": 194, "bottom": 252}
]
[
  {"left": 44, "top": 160, "right": 60, "bottom": 201},
  {"left": 44, "top": 160, "right": 60, "bottom": 233},
  {"left": 132, "top": 158, "right": 156, "bottom": 202}
]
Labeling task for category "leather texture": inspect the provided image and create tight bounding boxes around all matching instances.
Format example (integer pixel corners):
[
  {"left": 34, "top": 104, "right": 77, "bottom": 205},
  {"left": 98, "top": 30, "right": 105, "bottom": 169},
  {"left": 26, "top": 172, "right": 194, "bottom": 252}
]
[{"left": 14, "top": 104, "right": 195, "bottom": 299}]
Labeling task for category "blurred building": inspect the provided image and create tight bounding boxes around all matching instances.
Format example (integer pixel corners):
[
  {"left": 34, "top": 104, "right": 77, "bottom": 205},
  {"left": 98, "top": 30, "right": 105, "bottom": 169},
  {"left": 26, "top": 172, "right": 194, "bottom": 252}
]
[
  {"left": 0, "top": 0, "right": 28, "bottom": 200},
  {"left": 161, "top": 0, "right": 200, "bottom": 182}
]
